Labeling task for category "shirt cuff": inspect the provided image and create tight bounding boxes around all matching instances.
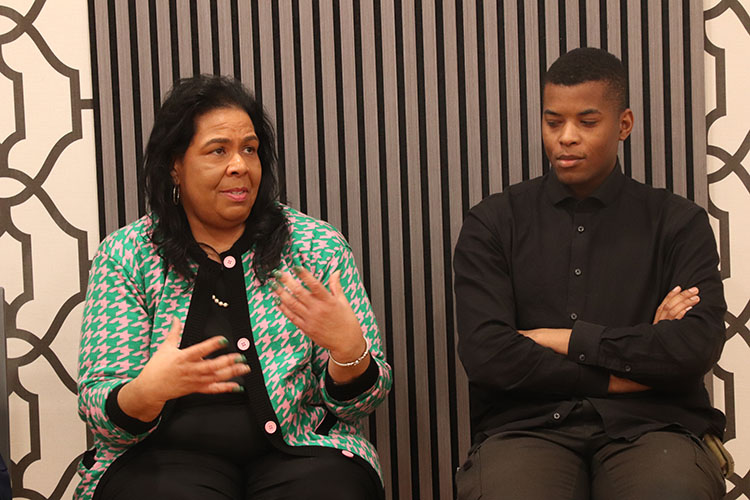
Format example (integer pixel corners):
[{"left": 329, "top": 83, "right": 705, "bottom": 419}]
[
  {"left": 324, "top": 356, "right": 379, "bottom": 402},
  {"left": 106, "top": 383, "right": 159, "bottom": 435},
  {"left": 567, "top": 320, "right": 605, "bottom": 367}
]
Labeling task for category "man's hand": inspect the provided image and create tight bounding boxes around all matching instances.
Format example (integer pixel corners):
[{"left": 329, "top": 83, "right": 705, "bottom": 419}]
[
  {"left": 653, "top": 286, "right": 699, "bottom": 324},
  {"left": 606, "top": 286, "right": 699, "bottom": 394},
  {"left": 608, "top": 374, "right": 650, "bottom": 393},
  {"left": 518, "top": 328, "right": 572, "bottom": 355}
]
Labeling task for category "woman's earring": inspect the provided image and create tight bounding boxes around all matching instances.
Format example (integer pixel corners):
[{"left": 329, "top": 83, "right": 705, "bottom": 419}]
[{"left": 172, "top": 184, "right": 180, "bottom": 205}]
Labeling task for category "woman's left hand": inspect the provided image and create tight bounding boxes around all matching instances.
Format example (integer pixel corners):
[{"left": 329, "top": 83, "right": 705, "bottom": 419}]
[{"left": 271, "top": 266, "right": 366, "bottom": 363}]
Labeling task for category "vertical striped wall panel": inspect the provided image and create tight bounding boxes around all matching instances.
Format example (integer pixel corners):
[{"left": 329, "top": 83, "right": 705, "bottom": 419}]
[{"left": 87, "top": 1, "right": 707, "bottom": 498}]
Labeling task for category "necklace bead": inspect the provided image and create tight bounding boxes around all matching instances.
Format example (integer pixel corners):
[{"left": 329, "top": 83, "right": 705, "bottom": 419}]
[{"left": 212, "top": 294, "right": 229, "bottom": 308}]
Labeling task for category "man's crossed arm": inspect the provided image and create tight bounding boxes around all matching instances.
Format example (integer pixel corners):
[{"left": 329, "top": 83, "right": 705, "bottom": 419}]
[{"left": 519, "top": 286, "right": 700, "bottom": 393}]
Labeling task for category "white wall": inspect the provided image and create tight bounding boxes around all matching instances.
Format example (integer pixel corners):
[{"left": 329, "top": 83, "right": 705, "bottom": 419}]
[
  {"left": 0, "top": 1, "right": 96, "bottom": 497},
  {"left": 705, "top": 1, "right": 750, "bottom": 498}
]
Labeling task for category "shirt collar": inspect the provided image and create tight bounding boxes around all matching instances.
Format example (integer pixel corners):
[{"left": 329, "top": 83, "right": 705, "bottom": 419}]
[{"left": 545, "top": 160, "right": 625, "bottom": 207}]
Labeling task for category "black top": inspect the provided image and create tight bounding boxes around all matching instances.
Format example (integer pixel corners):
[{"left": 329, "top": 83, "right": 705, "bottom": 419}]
[
  {"left": 107, "top": 265, "right": 273, "bottom": 461},
  {"left": 148, "top": 272, "right": 272, "bottom": 461},
  {"left": 106, "top": 227, "right": 379, "bottom": 448},
  {"left": 454, "top": 165, "right": 727, "bottom": 443}
]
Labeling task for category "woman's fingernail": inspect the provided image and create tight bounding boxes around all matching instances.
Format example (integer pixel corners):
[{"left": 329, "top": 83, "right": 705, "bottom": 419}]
[
  {"left": 689, "top": 287, "right": 698, "bottom": 293},
  {"left": 293, "top": 265, "right": 305, "bottom": 274},
  {"left": 690, "top": 296, "right": 699, "bottom": 302},
  {"left": 269, "top": 280, "right": 279, "bottom": 291},
  {"left": 272, "top": 269, "right": 283, "bottom": 279},
  {"left": 672, "top": 285, "right": 681, "bottom": 292},
  {"left": 235, "top": 354, "right": 247, "bottom": 363},
  {"left": 233, "top": 385, "right": 245, "bottom": 393},
  {"left": 218, "top": 337, "right": 229, "bottom": 346}
]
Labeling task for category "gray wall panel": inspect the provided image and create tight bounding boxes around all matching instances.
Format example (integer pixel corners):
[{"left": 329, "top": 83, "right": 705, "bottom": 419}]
[
  {"left": 586, "top": 0, "right": 601, "bottom": 48},
  {"left": 176, "top": 0, "right": 192, "bottom": 78},
  {"left": 524, "top": 0, "right": 543, "bottom": 181},
  {"left": 669, "top": 0, "right": 687, "bottom": 197},
  {"left": 113, "top": 0, "right": 139, "bottom": 222},
  {"left": 566, "top": 0, "right": 580, "bottom": 50},
  {"left": 155, "top": 0, "right": 173, "bottom": 99},
  {"left": 647, "top": 0, "right": 666, "bottom": 189},
  {"left": 217, "top": 0, "right": 234, "bottom": 76},
  {"left": 195, "top": 1, "right": 212, "bottom": 72},
  {"left": 135, "top": 0, "right": 155, "bottom": 151},
  {"left": 483, "top": 1, "right": 503, "bottom": 195},
  {"left": 626, "top": 2, "right": 646, "bottom": 182},
  {"left": 690, "top": 0, "right": 708, "bottom": 208}
]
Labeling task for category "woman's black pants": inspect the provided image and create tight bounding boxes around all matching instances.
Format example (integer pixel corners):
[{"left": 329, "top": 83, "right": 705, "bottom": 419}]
[{"left": 97, "top": 446, "right": 383, "bottom": 500}]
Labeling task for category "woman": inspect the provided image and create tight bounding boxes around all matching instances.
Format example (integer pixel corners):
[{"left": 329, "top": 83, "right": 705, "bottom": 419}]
[{"left": 77, "top": 75, "right": 392, "bottom": 499}]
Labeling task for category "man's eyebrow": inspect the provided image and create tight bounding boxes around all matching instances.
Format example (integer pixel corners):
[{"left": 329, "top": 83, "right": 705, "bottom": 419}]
[{"left": 543, "top": 109, "right": 601, "bottom": 116}]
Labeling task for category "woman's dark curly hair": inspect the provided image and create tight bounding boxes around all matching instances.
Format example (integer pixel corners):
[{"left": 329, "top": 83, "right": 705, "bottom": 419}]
[{"left": 144, "top": 74, "right": 288, "bottom": 281}]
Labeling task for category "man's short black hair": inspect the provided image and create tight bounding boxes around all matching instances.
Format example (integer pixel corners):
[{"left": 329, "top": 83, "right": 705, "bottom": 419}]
[{"left": 543, "top": 47, "right": 628, "bottom": 111}]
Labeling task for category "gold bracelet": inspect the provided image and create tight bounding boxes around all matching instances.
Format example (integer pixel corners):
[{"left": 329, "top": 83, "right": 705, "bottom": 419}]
[{"left": 328, "top": 337, "right": 371, "bottom": 367}]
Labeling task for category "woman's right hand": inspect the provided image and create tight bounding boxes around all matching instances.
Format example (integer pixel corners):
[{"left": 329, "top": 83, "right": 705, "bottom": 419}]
[{"left": 117, "top": 317, "right": 251, "bottom": 422}]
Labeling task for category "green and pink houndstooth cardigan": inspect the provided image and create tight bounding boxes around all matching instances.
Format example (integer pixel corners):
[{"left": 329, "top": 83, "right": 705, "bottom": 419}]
[{"left": 76, "top": 205, "right": 392, "bottom": 499}]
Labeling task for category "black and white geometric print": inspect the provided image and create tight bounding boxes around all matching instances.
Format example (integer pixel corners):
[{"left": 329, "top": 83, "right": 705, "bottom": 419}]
[
  {"left": 0, "top": 1, "right": 97, "bottom": 498},
  {"left": 705, "top": 1, "right": 750, "bottom": 498}
]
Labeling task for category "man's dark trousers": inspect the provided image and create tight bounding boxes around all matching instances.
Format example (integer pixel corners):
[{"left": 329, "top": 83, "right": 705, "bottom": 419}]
[{"left": 455, "top": 400, "right": 725, "bottom": 500}]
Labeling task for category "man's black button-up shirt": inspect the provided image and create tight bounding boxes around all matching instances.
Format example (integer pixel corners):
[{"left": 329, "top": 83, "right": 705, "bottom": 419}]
[{"left": 454, "top": 165, "right": 727, "bottom": 443}]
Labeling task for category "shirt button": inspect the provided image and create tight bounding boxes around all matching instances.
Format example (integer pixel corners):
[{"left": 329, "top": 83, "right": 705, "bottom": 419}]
[
  {"left": 578, "top": 354, "right": 586, "bottom": 362},
  {"left": 341, "top": 450, "right": 354, "bottom": 458},
  {"left": 570, "top": 312, "right": 578, "bottom": 320},
  {"left": 553, "top": 412, "right": 561, "bottom": 420},
  {"left": 624, "top": 365, "right": 632, "bottom": 372},
  {"left": 574, "top": 268, "right": 582, "bottom": 276},
  {"left": 237, "top": 337, "right": 250, "bottom": 351},
  {"left": 577, "top": 225, "right": 585, "bottom": 233},
  {"left": 264, "top": 421, "right": 277, "bottom": 434},
  {"left": 223, "top": 255, "right": 236, "bottom": 268}
]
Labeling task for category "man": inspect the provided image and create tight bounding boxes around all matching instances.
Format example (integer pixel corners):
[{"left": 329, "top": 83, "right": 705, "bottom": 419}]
[{"left": 453, "top": 48, "right": 727, "bottom": 500}]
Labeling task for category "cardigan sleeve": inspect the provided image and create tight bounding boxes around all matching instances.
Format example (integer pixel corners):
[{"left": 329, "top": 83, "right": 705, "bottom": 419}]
[
  {"left": 312, "top": 238, "right": 393, "bottom": 423},
  {"left": 77, "top": 241, "right": 159, "bottom": 446}
]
